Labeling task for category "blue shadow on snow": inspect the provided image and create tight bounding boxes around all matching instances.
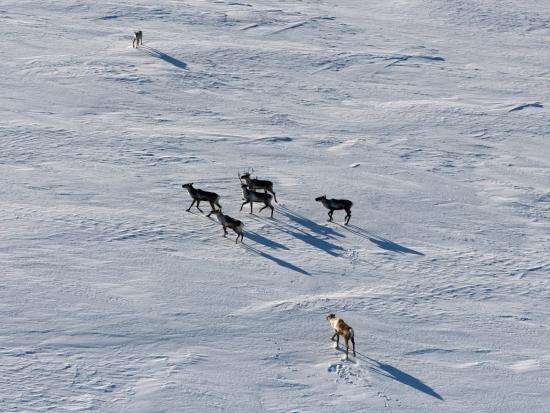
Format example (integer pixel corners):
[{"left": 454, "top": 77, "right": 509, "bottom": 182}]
[
  {"left": 242, "top": 244, "right": 310, "bottom": 276},
  {"left": 245, "top": 231, "right": 289, "bottom": 250},
  {"left": 343, "top": 224, "right": 424, "bottom": 256},
  {"left": 141, "top": 46, "right": 188, "bottom": 70},
  {"left": 277, "top": 205, "right": 345, "bottom": 239},
  {"left": 365, "top": 355, "right": 443, "bottom": 400},
  {"left": 252, "top": 214, "right": 343, "bottom": 257}
]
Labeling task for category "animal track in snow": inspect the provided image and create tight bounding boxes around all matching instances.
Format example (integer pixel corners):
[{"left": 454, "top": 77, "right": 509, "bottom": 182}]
[{"left": 327, "top": 362, "right": 366, "bottom": 385}]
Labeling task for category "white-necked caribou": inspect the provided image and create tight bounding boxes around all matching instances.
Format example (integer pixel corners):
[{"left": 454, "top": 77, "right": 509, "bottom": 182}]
[
  {"left": 182, "top": 183, "right": 221, "bottom": 217},
  {"left": 315, "top": 195, "right": 353, "bottom": 225}
]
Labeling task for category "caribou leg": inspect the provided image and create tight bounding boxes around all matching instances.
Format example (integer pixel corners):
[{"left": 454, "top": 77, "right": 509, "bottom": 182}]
[
  {"left": 206, "top": 202, "right": 216, "bottom": 217},
  {"left": 344, "top": 207, "right": 352, "bottom": 225},
  {"left": 344, "top": 337, "right": 349, "bottom": 359}
]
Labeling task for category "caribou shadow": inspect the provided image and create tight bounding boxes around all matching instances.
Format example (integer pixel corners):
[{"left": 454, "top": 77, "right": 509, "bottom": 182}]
[
  {"left": 278, "top": 205, "right": 345, "bottom": 239},
  {"left": 287, "top": 228, "right": 343, "bottom": 257},
  {"left": 243, "top": 244, "right": 310, "bottom": 276},
  {"left": 367, "top": 356, "right": 443, "bottom": 400},
  {"left": 141, "top": 46, "right": 188, "bottom": 70},
  {"left": 245, "top": 231, "right": 289, "bottom": 250},
  {"left": 369, "top": 237, "right": 424, "bottom": 255},
  {"left": 343, "top": 224, "right": 424, "bottom": 256},
  {"left": 255, "top": 215, "right": 344, "bottom": 257},
  {"left": 351, "top": 351, "right": 442, "bottom": 400}
]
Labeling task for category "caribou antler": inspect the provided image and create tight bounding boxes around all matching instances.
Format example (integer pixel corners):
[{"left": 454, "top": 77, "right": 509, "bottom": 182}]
[
  {"left": 239, "top": 169, "right": 278, "bottom": 203},
  {"left": 238, "top": 170, "right": 246, "bottom": 199}
]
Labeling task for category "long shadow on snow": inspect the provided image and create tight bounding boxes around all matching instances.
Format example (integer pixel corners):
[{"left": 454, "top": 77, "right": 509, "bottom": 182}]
[
  {"left": 141, "top": 46, "right": 188, "bottom": 70},
  {"left": 245, "top": 231, "right": 289, "bottom": 250},
  {"left": 353, "top": 350, "right": 442, "bottom": 400},
  {"left": 339, "top": 224, "right": 424, "bottom": 256},
  {"left": 277, "top": 205, "right": 344, "bottom": 239},
  {"left": 252, "top": 214, "right": 343, "bottom": 257},
  {"left": 242, "top": 244, "right": 310, "bottom": 276}
]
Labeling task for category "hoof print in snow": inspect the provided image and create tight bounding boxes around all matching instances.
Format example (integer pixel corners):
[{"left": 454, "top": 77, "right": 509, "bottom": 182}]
[{"left": 328, "top": 363, "right": 363, "bottom": 385}]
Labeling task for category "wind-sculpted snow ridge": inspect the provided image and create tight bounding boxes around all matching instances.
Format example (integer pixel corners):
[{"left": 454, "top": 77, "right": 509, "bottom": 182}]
[{"left": 1, "top": 0, "right": 549, "bottom": 411}]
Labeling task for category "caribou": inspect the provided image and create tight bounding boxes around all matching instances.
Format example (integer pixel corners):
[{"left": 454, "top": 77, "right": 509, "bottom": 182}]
[
  {"left": 326, "top": 313, "right": 356, "bottom": 360},
  {"left": 132, "top": 30, "right": 143, "bottom": 48},
  {"left": 240, "top": 172, "right": 277, "bottom": 203},
  {"left": 182, "top": 183, "right": 221, "bottom": 217},
  {"left": 213, "top": 210, "right": 244, "bottom": 243},
  {"left": 240, "top": 184, "right": 274, "bottom": 217},
  {"left": 315, "top": 195, "right": 353, "bottom": 225}
]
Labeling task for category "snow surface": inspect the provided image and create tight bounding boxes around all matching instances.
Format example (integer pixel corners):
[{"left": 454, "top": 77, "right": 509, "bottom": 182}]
[{"left": 1, "top": 0, "right": 549, "bottom": 411}]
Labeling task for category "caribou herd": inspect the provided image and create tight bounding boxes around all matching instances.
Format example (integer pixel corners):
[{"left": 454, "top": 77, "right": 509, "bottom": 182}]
[
  {"left": 131, "top": 34, "right": 358, "bottom": 360},
  {"left": 182, "top": 171, "right": 353, "bottom": 243}
]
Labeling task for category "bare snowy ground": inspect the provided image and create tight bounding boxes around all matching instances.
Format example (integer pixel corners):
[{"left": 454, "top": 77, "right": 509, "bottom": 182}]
[{"left": 1, "top": 0, "right": 549, "bottom": 411}]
